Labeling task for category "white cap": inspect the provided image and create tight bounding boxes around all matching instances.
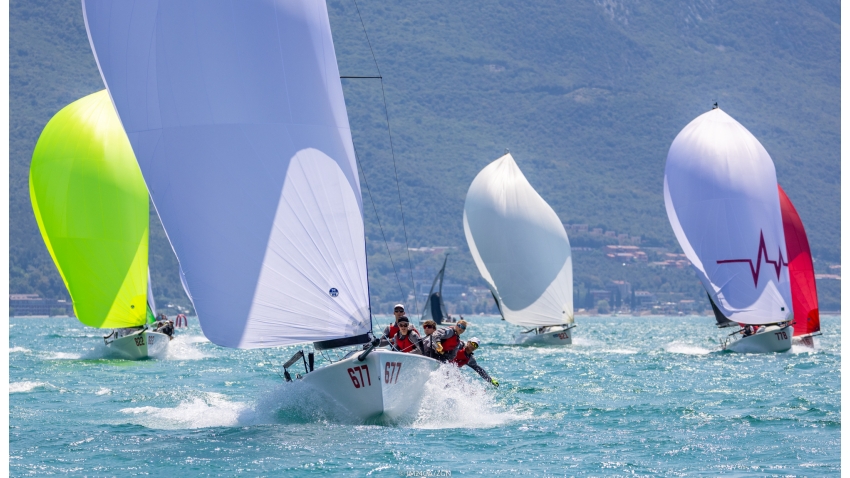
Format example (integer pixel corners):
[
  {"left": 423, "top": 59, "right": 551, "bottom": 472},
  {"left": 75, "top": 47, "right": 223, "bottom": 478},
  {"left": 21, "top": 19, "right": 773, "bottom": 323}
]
[
  {"left": 467, "top": 337, "right": 480, "bottom": 346},
  {"left": 393, "top": 304, "right": 405, "bottom": 311}
]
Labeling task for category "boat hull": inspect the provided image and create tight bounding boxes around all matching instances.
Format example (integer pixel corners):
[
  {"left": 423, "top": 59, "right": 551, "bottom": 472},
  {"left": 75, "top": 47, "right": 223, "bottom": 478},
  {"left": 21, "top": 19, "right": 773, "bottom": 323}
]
[
  {"left": 301, "top": 350, "right": 439, "bottom": 423},
  {"left": 108, "top": 330, "right": 170, "bottom": 359},
  {"left": 725, "top": 325, "right": 792, "bottom": 353},
  {"left": 515, "top": 325, "right": 574, "bottom": 345}
]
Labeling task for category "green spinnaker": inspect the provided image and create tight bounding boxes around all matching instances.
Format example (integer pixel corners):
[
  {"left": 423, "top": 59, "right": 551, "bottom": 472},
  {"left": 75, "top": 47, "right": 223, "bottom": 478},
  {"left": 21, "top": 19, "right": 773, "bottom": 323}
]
[{"left": 30, "top": 90, "right": 151, "bottom": 329}]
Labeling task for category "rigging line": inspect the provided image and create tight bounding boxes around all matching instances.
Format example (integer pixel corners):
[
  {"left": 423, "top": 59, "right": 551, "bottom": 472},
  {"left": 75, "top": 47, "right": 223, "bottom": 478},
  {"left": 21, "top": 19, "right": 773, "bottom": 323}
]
[
  {"left": 351, "top": 0, "right": 419, "bottom": 313},
  {"left": 355, "top": 147, "right": 406, "bottom": 299}
]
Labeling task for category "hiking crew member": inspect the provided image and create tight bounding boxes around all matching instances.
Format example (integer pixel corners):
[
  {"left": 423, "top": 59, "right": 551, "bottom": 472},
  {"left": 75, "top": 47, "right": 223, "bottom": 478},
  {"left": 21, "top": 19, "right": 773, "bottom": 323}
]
[
  {"left": 391, "top": 317, "right": 423, "bottom": 353},
  {"left": 452, "top": 337, "right": 498, "bottom": 387},
  {"left": 433, "top": 320, "right": 467, "bottom": 361},
  {"left": 420, "top": 320, "right": 439, "bottom": 358}
]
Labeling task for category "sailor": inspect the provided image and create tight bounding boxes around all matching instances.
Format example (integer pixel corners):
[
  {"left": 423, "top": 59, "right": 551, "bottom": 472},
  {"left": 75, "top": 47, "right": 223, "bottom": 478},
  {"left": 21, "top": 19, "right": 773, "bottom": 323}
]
[
  {"left": 391, "top": 317, "right": 423, "bottom": 354},
  {"left": 452, "top": 337, "right": 499, "bottom": 387},
  {"left": 376, "top": 304, "right": 419, "bottom": 348},
  {"left": 419, "top": 320, "right": 439, "bottom": 358},
  {"left": 432, "top": 320, "right": 467, "bottom": 362},
  {"left": 742, "top": 324, "right": 755, "bottom": 337}
]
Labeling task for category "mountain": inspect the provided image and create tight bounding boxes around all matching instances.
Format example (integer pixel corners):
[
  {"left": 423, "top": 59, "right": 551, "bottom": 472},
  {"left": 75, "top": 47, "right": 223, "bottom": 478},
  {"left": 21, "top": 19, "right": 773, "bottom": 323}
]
[{"left": 10, "top": 0, "right": 840, "bottom": 314}]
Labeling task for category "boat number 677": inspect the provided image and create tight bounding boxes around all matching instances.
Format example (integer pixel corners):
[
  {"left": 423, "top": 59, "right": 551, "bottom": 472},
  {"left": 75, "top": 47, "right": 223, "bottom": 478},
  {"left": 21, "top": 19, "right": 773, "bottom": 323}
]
[
  {"left": 347, "top": 365, "right": 372, "bottom": 389},
  {"left": 385, "top": 362, "right": 402, "bottom": 384}
]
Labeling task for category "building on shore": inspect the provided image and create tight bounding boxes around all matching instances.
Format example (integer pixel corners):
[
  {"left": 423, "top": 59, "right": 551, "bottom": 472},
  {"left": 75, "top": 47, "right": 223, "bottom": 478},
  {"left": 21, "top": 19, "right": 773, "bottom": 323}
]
[{"left": 9, "top": 294, "right": 74, "bottom": 317}]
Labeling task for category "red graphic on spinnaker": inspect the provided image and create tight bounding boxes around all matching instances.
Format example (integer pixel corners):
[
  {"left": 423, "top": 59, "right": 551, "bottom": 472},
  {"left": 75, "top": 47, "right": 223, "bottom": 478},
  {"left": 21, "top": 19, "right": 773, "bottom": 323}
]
[{"left": 716, "top": 230, "right": 788, "bottom": 287}]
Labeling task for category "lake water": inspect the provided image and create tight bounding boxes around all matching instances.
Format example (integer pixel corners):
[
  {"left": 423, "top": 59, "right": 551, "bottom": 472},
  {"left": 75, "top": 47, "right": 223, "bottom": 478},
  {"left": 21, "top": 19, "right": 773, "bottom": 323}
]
[{"left": 9, "top": 315, "right": 840, "bottom": 476}]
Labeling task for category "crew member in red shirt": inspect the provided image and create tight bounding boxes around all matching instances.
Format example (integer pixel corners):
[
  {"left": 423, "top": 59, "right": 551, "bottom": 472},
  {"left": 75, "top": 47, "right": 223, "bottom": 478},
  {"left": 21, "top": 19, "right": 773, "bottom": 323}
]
[
  {"left": 390, "top": 316, "right": 423, "bottom": 353},
  {"left": 452, "top": 337, "right": 498, "bottom": 387}
]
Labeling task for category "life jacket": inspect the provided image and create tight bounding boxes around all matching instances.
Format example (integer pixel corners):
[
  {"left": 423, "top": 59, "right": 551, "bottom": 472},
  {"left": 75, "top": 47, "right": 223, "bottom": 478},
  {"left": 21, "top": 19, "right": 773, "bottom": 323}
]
[
  {"left": 386, "top": 322, "right": 419, "bottom": 339},
  {"left": 439, "top": 330, "right": 460, "bottom": 354},
  {"left": 453, "top": 346, "right": 473, "bottom": 367},
  {"left": 393, "top": 332, "right": 417, "bottom": 353}
]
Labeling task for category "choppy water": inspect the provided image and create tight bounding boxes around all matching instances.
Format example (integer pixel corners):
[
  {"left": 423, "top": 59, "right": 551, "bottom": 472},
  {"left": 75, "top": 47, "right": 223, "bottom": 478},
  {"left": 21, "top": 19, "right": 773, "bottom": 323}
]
[{"left": 10, "top": 315, "right": 840, "bottom": 476}]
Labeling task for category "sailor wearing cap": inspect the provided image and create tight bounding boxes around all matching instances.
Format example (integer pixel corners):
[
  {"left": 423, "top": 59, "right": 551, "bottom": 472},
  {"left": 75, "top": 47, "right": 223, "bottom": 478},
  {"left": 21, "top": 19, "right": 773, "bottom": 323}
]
[
  {"left": 377, "top": 304, "right": 419, "bottom": 347},
  {"left": 451, "top": 337, "right": 499, "bottom": 387}
]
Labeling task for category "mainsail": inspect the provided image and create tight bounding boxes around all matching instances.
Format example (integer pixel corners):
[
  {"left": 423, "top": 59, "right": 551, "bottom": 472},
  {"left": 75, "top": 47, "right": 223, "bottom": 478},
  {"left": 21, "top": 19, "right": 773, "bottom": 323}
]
[
  {"left": 778, "top": 185, "right": 820, "bottom": 337},
  {"left": 420, "top": 254, "right": 450, "bottom": 324},
  {"left": 83, "top": 0, "right": 371, "bottom": 348},
  {"left": 664, "top": 108, "right": 792, "bottom": 325},
  {"left": 30, "top": 90, "right": 151, "bottom": 329},
  {"left": 463, "top": 153, "right": 573, "bottom": 327}
]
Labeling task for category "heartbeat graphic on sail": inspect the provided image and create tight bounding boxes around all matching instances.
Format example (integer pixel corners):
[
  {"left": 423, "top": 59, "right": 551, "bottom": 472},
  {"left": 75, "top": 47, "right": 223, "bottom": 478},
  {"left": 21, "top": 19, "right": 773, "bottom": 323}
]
[{"left": 716, "top": 230, "right": 787, "bottom": 287}]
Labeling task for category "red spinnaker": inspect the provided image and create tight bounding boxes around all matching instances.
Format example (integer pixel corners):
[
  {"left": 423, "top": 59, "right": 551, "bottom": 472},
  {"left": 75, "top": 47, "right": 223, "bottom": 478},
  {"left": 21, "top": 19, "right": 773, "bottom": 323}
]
[{"left": 778, "top": 185, "right": 820, "bottom": 336}]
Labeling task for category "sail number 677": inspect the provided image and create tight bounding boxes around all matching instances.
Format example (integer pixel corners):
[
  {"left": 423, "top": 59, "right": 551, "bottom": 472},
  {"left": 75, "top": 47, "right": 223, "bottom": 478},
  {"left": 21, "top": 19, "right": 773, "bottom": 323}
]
[{"left": 385, "top": 362, "right": 402, "bottom": 384}]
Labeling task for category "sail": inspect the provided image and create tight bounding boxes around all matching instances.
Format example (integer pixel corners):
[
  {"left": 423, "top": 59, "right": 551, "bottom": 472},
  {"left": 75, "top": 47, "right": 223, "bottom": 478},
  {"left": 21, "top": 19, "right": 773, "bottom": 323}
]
[
  {"left": 664, "top": 108, "right": 792, "bottom": 325},
  {"left": 420, "top": 255, "right": 449, "bottom": 324},
  {"left": 146, "top": 267, "right": 157, "bottom": 324},
  {"left": 778, "top": 185, "right": 820, "bottom": 336},
  {"left": 83, "top": 0, "right": 370, "bottom": 348},
  {"left": 463, "top": 153, "right": 573, "bottom": 327},
  {"left": 707, "top": 294, "right": 736, "bottom": 328},
  {"left": 29, "top": 90, "right": 150, "bottom": 329}
]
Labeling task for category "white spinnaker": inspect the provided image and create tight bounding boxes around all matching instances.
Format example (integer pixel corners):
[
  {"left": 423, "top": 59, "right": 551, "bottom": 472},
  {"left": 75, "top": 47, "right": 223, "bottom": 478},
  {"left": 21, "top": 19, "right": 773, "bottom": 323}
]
[
  {"left": 83, "top": 0, "right": 370, "bottom": 348},
  {"left": 463, "top": 153, "right": 573, "bottom": 327},
  {"left": 664, "top": 108, "right": 791, "bottom": 325}
]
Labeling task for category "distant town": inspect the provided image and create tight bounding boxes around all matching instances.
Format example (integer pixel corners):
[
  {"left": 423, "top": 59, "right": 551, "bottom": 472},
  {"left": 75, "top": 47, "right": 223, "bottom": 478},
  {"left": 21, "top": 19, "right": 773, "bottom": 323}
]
[{"left": 10, "top": 223, "right": 840, "bottom": 317}]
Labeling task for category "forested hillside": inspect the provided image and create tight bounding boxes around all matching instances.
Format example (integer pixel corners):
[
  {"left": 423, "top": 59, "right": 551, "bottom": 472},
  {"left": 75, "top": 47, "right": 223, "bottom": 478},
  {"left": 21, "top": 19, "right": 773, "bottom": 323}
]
[{"left": 10, "top": 0, "right": 840, "bottom": 313}]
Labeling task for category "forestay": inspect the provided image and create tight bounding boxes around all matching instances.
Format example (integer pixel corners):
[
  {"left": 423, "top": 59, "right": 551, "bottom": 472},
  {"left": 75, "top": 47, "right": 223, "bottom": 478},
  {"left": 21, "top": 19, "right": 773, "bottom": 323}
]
[
  {"left": 30, "top": 90, "right": 151, "bottom": 329},
  {"left": 664, "top": 108, "right": 792, "bottom": 325},
  {"left": 83, "top": 0, "right": 371, "bottom": 348},
  {"left": 778, "top": 185, "right": 820, "bottom": 337},
  {"left": 463, "top": 153, "right": 573, "bottom": 327}
]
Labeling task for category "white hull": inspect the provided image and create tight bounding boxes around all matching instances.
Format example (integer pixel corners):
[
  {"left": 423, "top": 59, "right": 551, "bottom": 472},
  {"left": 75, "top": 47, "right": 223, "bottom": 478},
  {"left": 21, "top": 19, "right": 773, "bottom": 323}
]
[
  {"left": 107, "top": 330, "right": 170, "bottom": 360},
  {"left": 515, "top": 325, "right": 574, "bottom": 345},
  {"left": 724, "top": 325, "right": 792, "bottom": 353},
  {"left": 301, "top": 350, "right": 439, "bottom": 423}
]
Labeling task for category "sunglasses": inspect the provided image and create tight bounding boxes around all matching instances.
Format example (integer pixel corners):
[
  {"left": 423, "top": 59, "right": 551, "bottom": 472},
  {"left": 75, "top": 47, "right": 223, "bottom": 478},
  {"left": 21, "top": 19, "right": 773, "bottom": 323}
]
[
  {"left": 423, "top": 325, "right": 435, "bottom": 329},
  {"left": 394, "top": 309, "right": 404, "bottom": 312},
  {"left": 469, "top": 342, "right": 479, "bottom": 349},
  {"left": 398, "top": 323, "right": 410, "bottom": 327},
  {"left": 457, "top": 324, "right": 466, "bottom": 330}
]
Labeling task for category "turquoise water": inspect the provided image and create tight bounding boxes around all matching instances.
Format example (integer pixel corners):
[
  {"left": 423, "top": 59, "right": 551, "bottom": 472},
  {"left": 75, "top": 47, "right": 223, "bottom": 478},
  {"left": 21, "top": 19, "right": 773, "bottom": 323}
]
[{"left": 10, "top": 315, "right": 840, "bottom": 476}]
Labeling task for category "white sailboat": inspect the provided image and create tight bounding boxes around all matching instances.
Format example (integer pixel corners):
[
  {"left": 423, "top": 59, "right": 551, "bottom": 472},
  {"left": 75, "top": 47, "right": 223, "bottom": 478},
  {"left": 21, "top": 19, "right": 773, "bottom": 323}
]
[
  {"left": 83, "top": 0, "right": 438, "bottom": 421},
  {"left": 664, "top": 107, "right": 793, "bottom": 353},
  {"left": 30, "top": 90, "right": 172, "bottom": 360},
  {"left": 463, "top": 153, "right": 575, "bottom": 345}
]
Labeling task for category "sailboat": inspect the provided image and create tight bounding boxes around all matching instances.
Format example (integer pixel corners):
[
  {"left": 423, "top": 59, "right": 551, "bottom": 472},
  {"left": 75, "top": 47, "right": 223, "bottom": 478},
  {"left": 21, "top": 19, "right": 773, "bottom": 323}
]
[
  {"left": 664, "top": 107, "right": 793, "bottom": 353},
  {"left": 82, "top": 0, "right": 439, "bottom": 422},
  {"left": 778, "top": 185, "right": 821, "bottom": 347},
  {"left": 463, "top": 153, "right": 575, "bottom": 345},
  {"left": 419, "top": 254, "right": 455, "bottom": 324},
  {"left": 29, "top": 90, "right": 172, "bottom": 360}
]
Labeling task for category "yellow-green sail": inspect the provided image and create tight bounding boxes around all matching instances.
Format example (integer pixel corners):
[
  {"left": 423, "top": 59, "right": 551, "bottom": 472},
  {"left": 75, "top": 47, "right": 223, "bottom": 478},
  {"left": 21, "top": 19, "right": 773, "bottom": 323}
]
[{"left": 30, "top": 90, "right": 151, "bottom": 329}]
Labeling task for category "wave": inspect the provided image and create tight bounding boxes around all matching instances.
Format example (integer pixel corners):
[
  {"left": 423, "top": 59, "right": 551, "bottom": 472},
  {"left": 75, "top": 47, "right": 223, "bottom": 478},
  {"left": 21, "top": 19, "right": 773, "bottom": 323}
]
[
  {"left": 10, "top": 346, "right": 30, "bottom": 353},
  {"left": 10, "top": 381, "right": 53, "bottom": 393},
  {"left": 664, "top": 341, "right": 712, "bottom": 355},
  {"left": 151, "top": 335, "right": 209, "bottom": 361},
  {"left": 410, "top": 365, "right": 531, "bottom": 429},
  {"left": 119, "top": 392, "right": 251, "bottom": 429}
]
